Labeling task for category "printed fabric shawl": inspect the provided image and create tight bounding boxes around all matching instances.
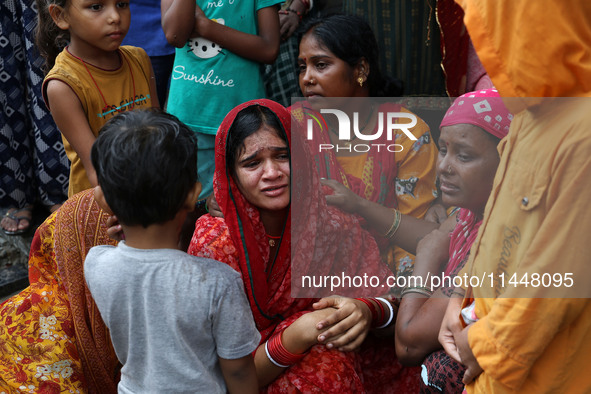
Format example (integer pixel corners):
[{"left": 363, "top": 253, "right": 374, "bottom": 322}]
[
  {"left": 0, "top": 189, "right": 119, "bottom": 393},
  {"left": 53, "top": 189, "right": 119, "bottom": 392}
]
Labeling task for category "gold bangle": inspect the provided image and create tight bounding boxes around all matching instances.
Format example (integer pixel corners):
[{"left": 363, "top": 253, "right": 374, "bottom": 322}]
[
  {"left": 401, "top": 286, "right": 433, "bottom": 298},
  {"left": 383, "top": 209, "right": 402, "bottom": 239}
]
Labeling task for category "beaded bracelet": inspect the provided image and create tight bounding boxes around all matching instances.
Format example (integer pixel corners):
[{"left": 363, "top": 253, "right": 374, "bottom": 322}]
[
  {"left": 374, "top": 297, "right": 395, "bottom": 329},
  {"left": 265, "top": 332, "right": 307, "bottom": 368},
  {"left": 286, "top": 8, "right": 303, "bottom": 21}
]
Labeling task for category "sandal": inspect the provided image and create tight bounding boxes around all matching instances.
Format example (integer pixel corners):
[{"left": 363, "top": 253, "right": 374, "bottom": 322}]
[{"left": 1, "top": 206, "right": 33, "bottom": 236}]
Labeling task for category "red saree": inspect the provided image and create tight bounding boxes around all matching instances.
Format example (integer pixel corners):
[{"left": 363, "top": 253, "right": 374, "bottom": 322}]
[
  {"left": 189, "top": 99, "right": 419, "bottom": 393},
  {"left": 0, "top": 189, "right": 119, "bottom": 393}
]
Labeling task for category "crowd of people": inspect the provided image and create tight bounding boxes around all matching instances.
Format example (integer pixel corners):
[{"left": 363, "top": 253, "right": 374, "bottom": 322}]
[{"left": 1, "top": 0, "right": 590, "bottom": 393}]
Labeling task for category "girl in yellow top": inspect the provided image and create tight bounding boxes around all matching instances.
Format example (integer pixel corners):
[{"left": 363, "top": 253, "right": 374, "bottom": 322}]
[{"left": 37, "top": 0, "right": 159, "bottom": 196}]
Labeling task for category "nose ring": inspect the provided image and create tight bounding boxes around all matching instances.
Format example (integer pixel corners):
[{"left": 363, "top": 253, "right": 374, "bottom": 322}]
[
  {"left": 447, "top": 165, "right": 452, "bottom": 173},
  {"left": 309, "top": 78, "right": 316, "bottom": 85}
]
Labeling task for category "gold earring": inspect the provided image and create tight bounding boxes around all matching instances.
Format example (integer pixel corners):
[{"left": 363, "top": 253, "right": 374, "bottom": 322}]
[{"left": 357, "top": 77, "right": 364, "bottom": 87}]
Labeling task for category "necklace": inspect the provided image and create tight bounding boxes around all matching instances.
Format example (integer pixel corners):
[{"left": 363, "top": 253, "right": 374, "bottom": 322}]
[
  {"left": 266, "top": 234, "right": 281, "bottom": 247},
  {"left": 68, "top": 47, "right": 136, "bottom": 112}
]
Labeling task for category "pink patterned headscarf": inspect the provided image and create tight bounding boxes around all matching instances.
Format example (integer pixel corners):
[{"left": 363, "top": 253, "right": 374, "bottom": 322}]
[{"left": 440, "top": 88, "right": 512, "bottom": 140}]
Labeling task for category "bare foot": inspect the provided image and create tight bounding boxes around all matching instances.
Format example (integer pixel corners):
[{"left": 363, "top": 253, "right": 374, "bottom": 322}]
[{"left": 1, "top": 206, "right": 33, "bottom": 235}]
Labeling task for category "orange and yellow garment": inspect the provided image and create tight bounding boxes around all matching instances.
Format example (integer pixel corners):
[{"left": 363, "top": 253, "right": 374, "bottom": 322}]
[
  {"left": 455, "top": 0, "right": 591, "bottom": 392},
  {"left": 43, "top": 46, "right": 153, "bottom": 197},
  {"left": 0, "top": 189, "right": 119, "bottom": 393}
]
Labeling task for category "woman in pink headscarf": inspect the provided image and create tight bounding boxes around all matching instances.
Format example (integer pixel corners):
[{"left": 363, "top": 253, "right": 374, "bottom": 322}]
[{"left": 393, "top": 89, "right": 512, "bottom": 393}]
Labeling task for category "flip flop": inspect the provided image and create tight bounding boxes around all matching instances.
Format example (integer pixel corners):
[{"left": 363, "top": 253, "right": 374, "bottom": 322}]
[{"left": 1, "top": 206, "right": 33, "bottom": 236}]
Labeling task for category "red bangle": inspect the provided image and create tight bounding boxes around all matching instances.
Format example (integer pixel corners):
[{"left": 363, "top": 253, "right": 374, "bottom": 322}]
[
  {"left": 355, "top": 297, "right": 378, "bottom": 326},
  {"left": 266, "top": 331, "right": 307, "bottom": 368},
  {"left": 370, "top": 297, "right": 386, "bottom": 326}
]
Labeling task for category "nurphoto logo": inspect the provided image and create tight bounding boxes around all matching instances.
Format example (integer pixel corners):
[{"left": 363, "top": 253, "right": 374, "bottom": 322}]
[{"left": 306, "top": 108, "right": 418, "bottom": 153}]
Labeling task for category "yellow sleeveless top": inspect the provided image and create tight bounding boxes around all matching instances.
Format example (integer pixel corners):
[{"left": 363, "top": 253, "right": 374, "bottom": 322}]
[{"left": 43, "top": 46, "right": 153, "bottom": 196}]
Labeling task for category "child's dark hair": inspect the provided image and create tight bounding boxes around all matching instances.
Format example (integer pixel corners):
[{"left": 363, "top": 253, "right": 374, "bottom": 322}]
[
  {"left": 35, "top": 0, "right": 70, "bottom": 73},
  {"left": 91, "top": 109, "right": 198, "bottom": 228},
  {"left": 298, "top": 14, "right": 403, "bottom": 97},
  {"left": 226, "top": 105, "right": 288, "bottom": 176}
]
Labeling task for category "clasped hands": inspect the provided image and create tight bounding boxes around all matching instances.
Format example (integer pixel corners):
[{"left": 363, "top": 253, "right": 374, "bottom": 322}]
[{"left": 289, "top": 296, "right": 378, "bottom": 354}]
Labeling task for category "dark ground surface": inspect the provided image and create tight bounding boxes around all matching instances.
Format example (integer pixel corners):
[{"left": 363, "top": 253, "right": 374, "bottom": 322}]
[{"left": 0, "top": 205, "right": 50, "bottom": 301}]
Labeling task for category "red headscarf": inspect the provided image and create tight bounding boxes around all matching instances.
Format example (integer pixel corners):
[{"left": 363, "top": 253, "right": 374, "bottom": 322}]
[{"left": 213, "top": 99, "right": 300, "bottom": 330}]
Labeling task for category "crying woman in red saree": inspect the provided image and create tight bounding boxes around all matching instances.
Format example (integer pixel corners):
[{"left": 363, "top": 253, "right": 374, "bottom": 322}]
[{"left": 188, "top": 99, "right": 420, "bottom": 393}]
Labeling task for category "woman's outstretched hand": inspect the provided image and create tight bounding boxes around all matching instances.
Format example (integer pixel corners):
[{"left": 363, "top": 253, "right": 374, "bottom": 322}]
[
  {"left": 312, "top": 296, "right": 373, "bottom": 352},
  {"left": 320, "top": 178, "right": 364, "bottom": 214}
]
